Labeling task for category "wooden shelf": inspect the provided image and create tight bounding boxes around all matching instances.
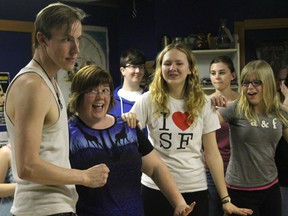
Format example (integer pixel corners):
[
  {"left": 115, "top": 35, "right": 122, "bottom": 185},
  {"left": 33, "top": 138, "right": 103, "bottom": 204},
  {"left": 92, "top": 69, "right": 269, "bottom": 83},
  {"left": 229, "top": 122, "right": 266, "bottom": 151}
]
[
  {"left": 192, "top": 48, "right": 237, "bottom": 54},
  {"left": 202, "top": 85, "right": 239, "bottom": 90},
  {"left": 193, "top": 35, "right": 240, "bottom": 94}
]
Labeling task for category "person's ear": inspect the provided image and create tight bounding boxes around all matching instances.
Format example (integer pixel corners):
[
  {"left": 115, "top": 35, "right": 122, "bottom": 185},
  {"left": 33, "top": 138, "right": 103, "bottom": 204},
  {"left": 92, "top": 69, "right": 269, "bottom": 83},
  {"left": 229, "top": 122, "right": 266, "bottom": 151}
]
[
  {"left": 231, "top": 71, "right": 237, "bottom": 80},
  {"left": 120, "top": 67, "right": 125, "bottom": 76},
  {"left": 36, "top": 32, "right": 47, "bottom": 47}
]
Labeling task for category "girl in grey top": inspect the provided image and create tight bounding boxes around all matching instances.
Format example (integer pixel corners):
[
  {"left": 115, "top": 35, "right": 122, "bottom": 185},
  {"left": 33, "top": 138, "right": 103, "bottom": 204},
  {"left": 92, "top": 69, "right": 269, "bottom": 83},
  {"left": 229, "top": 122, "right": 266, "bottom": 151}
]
[{"left": 217, "top": 60, "right": 288, "bottom": 216}]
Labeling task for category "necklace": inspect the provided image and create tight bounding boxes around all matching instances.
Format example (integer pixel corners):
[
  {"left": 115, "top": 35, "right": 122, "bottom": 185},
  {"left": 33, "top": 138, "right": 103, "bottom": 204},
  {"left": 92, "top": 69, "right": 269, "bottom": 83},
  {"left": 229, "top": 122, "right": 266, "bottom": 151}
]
[{"left": 32, "top": 58, "right": 63, "bottom": 110}]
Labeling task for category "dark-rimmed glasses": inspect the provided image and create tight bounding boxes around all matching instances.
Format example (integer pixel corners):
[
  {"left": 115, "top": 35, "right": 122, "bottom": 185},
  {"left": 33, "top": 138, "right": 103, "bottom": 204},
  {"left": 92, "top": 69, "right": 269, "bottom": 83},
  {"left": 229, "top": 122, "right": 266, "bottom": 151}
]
[
  {"left": 124, "top": 64, "right": 145, "bottom": 71},
  {"left": 86, "top": 88, "right": 110, "bottom": 96},
  {"left": 242, "top": 80, "right": 262, "bottom": 87}
]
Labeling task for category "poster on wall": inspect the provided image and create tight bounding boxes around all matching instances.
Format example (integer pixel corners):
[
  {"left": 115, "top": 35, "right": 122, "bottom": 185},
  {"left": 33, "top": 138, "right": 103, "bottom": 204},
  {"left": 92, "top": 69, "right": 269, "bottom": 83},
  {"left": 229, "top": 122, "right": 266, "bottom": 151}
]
[
  {"left": 0, "top": 72, "right": 10, "bottom": 125},
  {"left": 57, "top": 25, "right": 109, "bottom": 105}
]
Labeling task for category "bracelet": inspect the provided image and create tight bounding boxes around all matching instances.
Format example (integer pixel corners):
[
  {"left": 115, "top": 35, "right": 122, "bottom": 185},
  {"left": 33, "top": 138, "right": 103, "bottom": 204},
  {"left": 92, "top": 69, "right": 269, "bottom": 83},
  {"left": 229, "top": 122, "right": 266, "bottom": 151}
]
[
  {"left": 220, "top": 195, "right": 229, "bottom": 201},
  {"left": 221, "top": 198, "right": 231, "bottom": 204}
]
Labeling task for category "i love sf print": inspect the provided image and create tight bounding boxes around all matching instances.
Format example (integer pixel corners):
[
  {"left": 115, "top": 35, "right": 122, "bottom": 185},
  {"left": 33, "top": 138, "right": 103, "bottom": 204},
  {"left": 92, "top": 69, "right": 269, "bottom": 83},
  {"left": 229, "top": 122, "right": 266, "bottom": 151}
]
[{"left": 172, "top": 112, "right": 191, "bottom": 131}]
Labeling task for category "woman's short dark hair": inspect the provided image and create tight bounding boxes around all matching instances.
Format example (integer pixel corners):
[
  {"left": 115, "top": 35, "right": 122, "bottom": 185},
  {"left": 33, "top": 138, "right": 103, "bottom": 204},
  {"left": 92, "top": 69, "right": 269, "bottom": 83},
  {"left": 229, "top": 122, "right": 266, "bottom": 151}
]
[
  {"left": 209, "top": 55, "right": 235, "bottom": 73},
  {"left": 68, "top": 65, "right": 116, "bottom": 116},
  {"left": 120, "top": 48, "right": 146, "bottom": 67}
]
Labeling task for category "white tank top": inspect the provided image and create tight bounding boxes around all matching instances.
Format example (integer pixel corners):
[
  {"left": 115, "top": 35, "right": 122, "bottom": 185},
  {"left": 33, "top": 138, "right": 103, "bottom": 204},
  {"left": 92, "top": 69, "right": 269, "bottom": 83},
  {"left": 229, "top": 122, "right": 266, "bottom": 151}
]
[{"left": 4, "top": 66, "right": 78, "bottom": 215}]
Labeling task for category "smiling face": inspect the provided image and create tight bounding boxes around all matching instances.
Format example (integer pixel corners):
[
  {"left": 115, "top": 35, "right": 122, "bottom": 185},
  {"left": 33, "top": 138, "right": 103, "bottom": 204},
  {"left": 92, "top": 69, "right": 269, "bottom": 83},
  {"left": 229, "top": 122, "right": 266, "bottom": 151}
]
[
  {"left": 242, "top": 76, "right": 264, "bottom": 110},
  {"left": 121, "top": 64, "right": 145, "bottom": 89},
  {"left": 78, "top": 84, "right": 111, "bottom": 125},
  {"left": 238, "top": 60, "right": 278, "bottom": 116},
  {"left": 161, "top": 48, "right": 191, "bottom": 91}
]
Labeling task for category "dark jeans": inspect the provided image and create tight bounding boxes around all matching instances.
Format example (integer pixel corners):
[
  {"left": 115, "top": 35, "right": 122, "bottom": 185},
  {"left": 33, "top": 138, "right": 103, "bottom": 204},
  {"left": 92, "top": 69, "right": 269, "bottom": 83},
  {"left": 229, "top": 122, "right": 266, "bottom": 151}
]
[
  {"left": 206, "top": 170, "right": 223, "bottom": 216},
  {"left": 141, "top": 184, "right": 209, "bottom": 216},
  {"left": 228, "top": 183, "right": 281, "bottom": 216}
]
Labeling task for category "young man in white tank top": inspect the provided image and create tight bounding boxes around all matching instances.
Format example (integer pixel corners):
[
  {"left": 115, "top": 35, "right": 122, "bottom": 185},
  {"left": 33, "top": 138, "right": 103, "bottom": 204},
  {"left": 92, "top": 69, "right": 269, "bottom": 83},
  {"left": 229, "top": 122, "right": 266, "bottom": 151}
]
[{"left": 4, "top": 3, "right": 109, "bottom": 216}]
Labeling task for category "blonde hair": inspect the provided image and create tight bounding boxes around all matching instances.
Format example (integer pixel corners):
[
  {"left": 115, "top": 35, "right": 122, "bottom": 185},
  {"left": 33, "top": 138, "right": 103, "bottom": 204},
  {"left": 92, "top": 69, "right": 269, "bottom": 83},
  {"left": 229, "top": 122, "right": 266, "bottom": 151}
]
[
  {"left": 237, "top": 60, "right": 288, "bottom": 125},
  {"left": 149, "top": 43, "right": 205, "bottom": 125}
]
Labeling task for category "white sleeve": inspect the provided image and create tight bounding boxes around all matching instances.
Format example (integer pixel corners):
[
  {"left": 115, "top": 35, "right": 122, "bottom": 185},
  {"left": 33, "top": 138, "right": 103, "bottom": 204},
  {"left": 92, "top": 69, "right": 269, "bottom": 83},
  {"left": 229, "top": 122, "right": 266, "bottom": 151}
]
[
  {"left": 203, "top": 95, "right": 221, "bottom": 134},
  {"left": 130, "top": 91, "right": 151, "bottom": 130}
]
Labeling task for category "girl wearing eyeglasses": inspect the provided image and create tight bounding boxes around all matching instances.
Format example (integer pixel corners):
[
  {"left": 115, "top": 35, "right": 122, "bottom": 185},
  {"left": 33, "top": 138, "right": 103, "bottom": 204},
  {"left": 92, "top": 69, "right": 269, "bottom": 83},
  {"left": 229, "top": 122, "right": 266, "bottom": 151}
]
[{"left": 217, "top": 60, "right": 288, "bottom": 216}]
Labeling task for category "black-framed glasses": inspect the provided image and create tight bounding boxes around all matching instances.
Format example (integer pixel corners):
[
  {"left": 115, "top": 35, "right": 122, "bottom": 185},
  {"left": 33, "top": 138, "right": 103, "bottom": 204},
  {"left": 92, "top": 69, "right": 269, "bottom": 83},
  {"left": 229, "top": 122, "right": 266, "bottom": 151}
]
[
  {"left": 124, "top": 64, "right": 145, "bottom": 71},
  {"left": 242, "top": 80, "right": 262, "bottom": 87},
  {"left": 86, "top": 88, "right": 111, "bottom": 96}
]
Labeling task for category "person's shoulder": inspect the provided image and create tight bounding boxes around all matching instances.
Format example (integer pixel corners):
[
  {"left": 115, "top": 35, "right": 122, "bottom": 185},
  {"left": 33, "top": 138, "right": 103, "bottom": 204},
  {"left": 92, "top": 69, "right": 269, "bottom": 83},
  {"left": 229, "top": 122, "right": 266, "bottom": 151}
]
[
  {"left": 0, "top": 145, "right": 11, "bottom": 158},
  {"left": 115, "top": 115, "right": 126, "bottom": 124},
  {"left": 228, "top": 99, "right": 238, "bottom": 107},
  {"left": 209, "top": 92, "right": 217, "bottom": 98},
  {"left": 141, "top": 91, "right": 151, "bottom": 98},
  {"left": 133, "top": 91, "right": 151, "bottom": 105},
  {"left": 113, "top": 86, "right": 122, "bottom": 94},
  {"left": 12, "top": 69, "right": 46, "bottom": 91},
  {"left": 68, "top": 115, "right": 86, "bottom": 129},
  {"left": 14, "top": 75, "right": 49, "bottom": 103},
  {"left": 116, "top": 115, "right": 134, "bottom": 128},
  {"left": 68, "top": 115, "right": 78, "bottom": 123},
  {"left": 218, "top": 100, "right": 237, "bottom": 114},
  {"left": 112, "top": 86, "right": 122, "bottom": 101},
  {"left": 204, "top": 94, "right": 211, "bottom": 100},
  {"left": 230, "top": 91, "right": 240, "bottom": 102},
  {"left": 203, "top": 94, "right": 212, "bottom": 105}
]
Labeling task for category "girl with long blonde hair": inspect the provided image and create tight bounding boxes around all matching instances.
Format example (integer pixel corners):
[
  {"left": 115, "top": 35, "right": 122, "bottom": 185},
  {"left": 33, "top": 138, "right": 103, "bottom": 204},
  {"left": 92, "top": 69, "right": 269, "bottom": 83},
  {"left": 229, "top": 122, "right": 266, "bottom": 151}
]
[
  {"left": 217, "top": 60, "right": 288, "bottom": 216},
  {"left": 130, "top": 43, "right": 252, "bottom": 216}
]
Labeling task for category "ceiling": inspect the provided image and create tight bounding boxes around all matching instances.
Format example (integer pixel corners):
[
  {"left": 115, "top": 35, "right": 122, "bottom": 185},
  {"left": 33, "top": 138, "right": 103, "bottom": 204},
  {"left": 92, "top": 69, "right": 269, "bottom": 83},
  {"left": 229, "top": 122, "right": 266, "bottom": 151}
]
[{"left": 61, "top": 0, "right": 120, "bottom": 7}]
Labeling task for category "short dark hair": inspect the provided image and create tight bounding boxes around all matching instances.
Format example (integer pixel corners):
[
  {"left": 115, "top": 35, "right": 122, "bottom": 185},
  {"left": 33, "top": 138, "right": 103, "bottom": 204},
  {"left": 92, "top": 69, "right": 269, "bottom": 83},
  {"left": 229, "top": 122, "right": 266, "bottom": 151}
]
[
  {"left": 209, "top": 55, "right": 235, "bottom": 73},
  {"left": 120, "top": 48, "right": 146, "bottom": 67},
  {"left": 34, "top": 2, "right": 87, "bottom": 48},
  {"left": 68, "top": 65, "right": 116, "bottom": 116}
]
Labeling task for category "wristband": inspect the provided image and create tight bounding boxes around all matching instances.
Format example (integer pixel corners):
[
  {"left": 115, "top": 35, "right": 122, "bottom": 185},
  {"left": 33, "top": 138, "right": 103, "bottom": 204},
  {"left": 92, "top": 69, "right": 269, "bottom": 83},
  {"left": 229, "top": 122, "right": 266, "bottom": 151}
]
[
  {"left": 221, "top": 197, "right": 231, "bottom": 205},
  {"left": 221, "top": 198, "right": 231, "bottom": 204},
  {"left": 220, "top": 195, "right": 229, "bottom": 201}
]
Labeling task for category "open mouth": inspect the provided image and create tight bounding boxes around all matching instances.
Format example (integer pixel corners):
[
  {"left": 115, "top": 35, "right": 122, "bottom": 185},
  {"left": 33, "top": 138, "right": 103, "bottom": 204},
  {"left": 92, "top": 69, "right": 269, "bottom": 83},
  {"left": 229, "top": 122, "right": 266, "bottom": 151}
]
[
  {"left": 92, "top": 103, "right": 104, "bottom": 109},
  {"left": 247, "top": 92, "right": 257, "bottom": 96}
]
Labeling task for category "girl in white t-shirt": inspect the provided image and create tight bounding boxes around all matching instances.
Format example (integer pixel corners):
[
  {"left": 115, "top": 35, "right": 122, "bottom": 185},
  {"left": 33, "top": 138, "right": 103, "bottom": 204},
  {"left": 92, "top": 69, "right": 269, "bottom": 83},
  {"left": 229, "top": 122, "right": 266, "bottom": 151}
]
[{"left": 127, "top": 43, "right": 252, "bottom": 216}]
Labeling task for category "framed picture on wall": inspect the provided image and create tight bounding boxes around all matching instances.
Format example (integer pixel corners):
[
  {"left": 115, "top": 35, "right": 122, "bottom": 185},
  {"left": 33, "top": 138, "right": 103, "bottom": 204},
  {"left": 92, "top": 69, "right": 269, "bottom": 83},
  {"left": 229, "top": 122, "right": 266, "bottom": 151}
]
[
  {"left": 234, "top": 18, "right": 288, "bottom": 71},
  {"left": 77, "top": 25, "right": 109, "bottom": 70}
]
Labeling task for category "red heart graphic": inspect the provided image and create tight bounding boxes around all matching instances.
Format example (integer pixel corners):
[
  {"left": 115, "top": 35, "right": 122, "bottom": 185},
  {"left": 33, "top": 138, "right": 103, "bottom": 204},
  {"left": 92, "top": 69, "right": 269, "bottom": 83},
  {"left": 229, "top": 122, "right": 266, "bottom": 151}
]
[{"left": 172, "top": 112, "right": 191, "bottom": 131}]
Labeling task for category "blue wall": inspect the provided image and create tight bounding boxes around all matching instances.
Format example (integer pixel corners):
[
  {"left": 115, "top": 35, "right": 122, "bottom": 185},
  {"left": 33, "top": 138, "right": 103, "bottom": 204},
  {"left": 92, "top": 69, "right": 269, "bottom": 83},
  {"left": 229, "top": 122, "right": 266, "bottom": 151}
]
[
  {"left": 0, "top": 0, "right": 287, "bottom": 86},
  {"left": 0, "top": 0, "right": 287, "bottom": 132}
]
